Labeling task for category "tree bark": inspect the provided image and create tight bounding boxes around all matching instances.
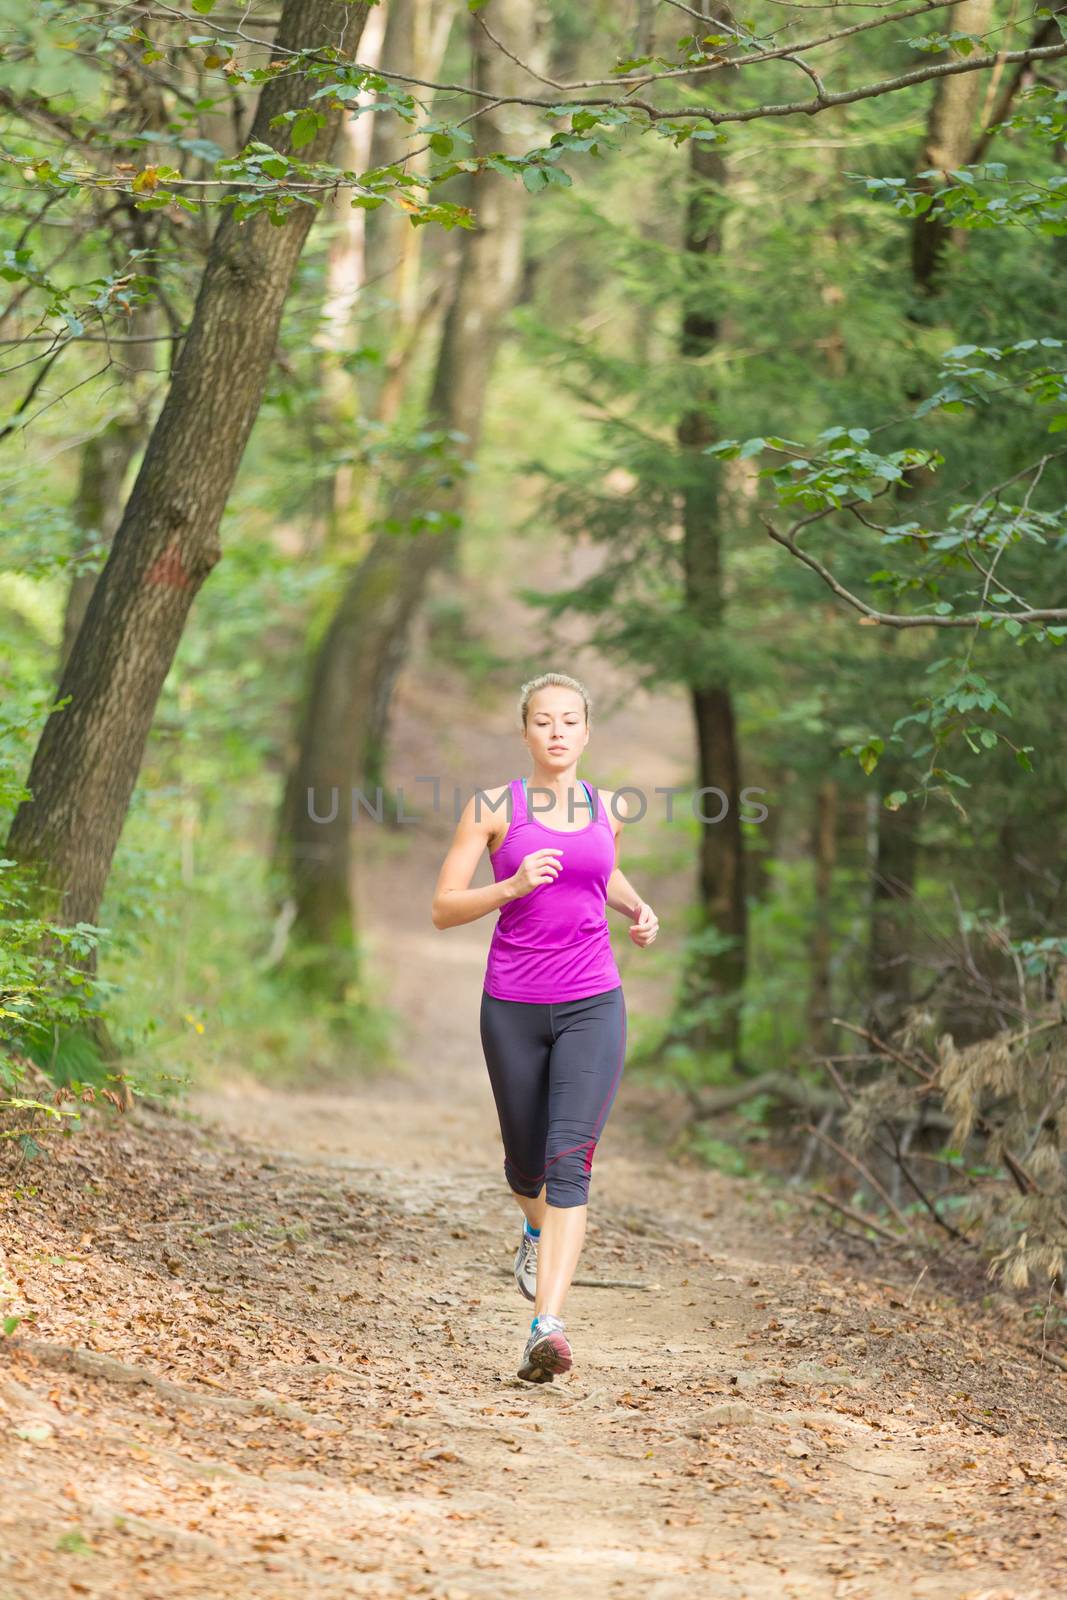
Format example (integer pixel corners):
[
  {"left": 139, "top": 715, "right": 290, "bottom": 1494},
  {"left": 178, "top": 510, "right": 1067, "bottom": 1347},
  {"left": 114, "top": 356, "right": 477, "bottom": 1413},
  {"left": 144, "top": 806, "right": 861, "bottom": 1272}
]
[
  {"left": 59, "top": 310, "right": 159, "bottom": 679},
  {"left": 6, "top": 0, "right": 368, "bottom": 957},
  {"left": 306, "top": 0, "right": 389, "bottom": 554},
  {"left": 867, "top": 749, "right": 920, "bottom": 1035},
  {"left": 60, "top": 38, "right": 174, "bottom": 677},
  {"left": 272, "top": 0, "right": 546, "bottom": 996},
  {"left": 910, "top": 0, "right": 994, "bottom": 292},
  {"left": 363, "top": 0, "right": 456, "bottom": 430},
  {"left": 673, "top": 121, "right": 748, "bottom": 1069},
  {"left": 864, "top": 2, "right": 995, "bottom": 1033},
  {"left": 808, "top": 778, "right": 838, "bottom": 1056},
  {"left": 308, "top": 0, "right": 456, "bottom": 553}
]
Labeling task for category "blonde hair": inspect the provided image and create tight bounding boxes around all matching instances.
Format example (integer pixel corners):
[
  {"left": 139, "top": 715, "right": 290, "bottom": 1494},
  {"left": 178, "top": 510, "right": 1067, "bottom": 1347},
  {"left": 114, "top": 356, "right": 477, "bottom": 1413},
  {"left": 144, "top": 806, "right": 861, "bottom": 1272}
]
[{"left": 519, "top": 672, "right": 591, "bottom": 730}]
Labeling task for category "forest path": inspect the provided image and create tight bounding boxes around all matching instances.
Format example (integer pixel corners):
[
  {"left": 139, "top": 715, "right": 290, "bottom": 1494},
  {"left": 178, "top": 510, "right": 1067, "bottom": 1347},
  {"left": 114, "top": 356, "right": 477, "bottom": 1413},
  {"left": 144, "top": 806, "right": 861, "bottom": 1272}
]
[
  {"left": 5, "top": 563, "right": 1066, "bottom": 1596},
  {"left": 3, "top": 1054, "right": 1066, "bottom": 1600}
]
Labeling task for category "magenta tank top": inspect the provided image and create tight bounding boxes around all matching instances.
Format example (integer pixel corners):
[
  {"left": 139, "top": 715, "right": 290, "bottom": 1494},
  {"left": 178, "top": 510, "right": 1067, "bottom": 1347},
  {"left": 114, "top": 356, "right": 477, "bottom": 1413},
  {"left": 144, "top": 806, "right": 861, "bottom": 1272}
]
[{"left": 483, "top": 777, "right": 622, "bottom": 1003}]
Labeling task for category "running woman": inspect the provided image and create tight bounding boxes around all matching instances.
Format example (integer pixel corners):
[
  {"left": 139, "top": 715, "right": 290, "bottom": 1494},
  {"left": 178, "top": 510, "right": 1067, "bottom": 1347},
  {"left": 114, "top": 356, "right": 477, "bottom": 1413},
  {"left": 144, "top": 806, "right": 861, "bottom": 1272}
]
[{"left": 431, "top": 672, "right": 659, "bottom": 1383}]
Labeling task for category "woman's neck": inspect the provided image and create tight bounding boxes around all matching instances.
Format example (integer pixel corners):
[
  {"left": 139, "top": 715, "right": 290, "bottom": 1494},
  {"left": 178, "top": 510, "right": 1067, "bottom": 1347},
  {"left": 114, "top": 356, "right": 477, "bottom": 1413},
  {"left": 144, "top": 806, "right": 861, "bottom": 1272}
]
[
  {"left": 524, "top": 773, "right": 593, "bottom": 821},
  {"left": 529, "top": 767, "right": 581, "bottom": 795}
]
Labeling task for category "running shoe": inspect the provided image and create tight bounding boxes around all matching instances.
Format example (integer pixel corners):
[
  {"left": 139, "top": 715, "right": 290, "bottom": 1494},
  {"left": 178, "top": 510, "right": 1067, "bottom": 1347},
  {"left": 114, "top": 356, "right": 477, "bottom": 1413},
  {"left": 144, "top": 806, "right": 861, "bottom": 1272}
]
[
  {"left": 513, "top": 1225, "right": 538, "bottom": 1301},
  {"left": 517, "top": 1313, "right": 573, "bottom": 1383}
]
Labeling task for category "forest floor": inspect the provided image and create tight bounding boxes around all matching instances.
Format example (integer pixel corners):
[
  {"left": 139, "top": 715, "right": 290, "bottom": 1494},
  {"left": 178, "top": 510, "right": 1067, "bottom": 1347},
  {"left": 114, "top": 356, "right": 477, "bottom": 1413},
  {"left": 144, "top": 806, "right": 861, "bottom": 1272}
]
[
  {"left": 3, "top": 1060, "right": 1067, "bottom": 1600},
  {"left": 5, "top": 550, "right": 1067, "bottom": 1597}
]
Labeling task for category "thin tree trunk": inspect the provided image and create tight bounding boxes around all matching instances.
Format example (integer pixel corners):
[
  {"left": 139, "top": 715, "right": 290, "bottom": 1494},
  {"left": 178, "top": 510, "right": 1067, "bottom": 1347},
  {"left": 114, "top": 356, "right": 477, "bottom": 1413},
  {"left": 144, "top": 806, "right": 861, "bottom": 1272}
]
[
  {"left": 673, "top": 120, "right": 748, "bottom": 1070},
  {"left": 6, "top": 1, "right": 367, "bottom": 978},
  {"left": 747, "top": 778, "right": 782, "bottom": 906},
  {"left": 808, "top": 778, "right": 838, "bottom": 1056},
  {"left": 306, "top": 0, "right": 388, "bottom": 554},
  {"left": 311, "top": 0, "right": 456, "bottom": 552},
  {"left": 59, "top": 311, "right": 159, "bottom": 678},
  {"left": 864, "top": 0, "right": 994, "bottom": 1033},
  {"left": 634, "top": 0, "right": 657, "bottom": 56},
  {"left": 59, "top": 42, "right": 174, "bottom": 677},
  {"left": 867, "top": 752, "right": 921, "bottom": 1033},
  {"left": 272, "top": 0, "right": 546, "bottom": 997},
  {"left": 910, "top": 0, "right": 994, "bottom": 292},
  {"left": 364, "top": 0, "right": 456, "bottom": 431}
]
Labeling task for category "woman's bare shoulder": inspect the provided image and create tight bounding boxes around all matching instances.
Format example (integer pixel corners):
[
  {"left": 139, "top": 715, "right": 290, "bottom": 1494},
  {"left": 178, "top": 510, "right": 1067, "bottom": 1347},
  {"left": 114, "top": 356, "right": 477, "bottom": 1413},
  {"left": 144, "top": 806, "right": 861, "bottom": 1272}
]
[
  {"left": 473, "top": 780, "right": 513, "bottom": 811},
  {"left": 466, "top": 781, "right": 514, "bottom": 839},
  {"left": 596, "top": 786, "right": 634, "bottom": 836}
]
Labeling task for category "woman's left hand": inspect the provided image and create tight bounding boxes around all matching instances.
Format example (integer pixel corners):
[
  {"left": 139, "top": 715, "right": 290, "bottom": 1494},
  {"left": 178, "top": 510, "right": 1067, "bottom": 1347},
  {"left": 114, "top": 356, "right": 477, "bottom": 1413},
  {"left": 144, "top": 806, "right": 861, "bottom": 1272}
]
[{"left": 628, "top": 900, "right": 659, "bottom": 947}]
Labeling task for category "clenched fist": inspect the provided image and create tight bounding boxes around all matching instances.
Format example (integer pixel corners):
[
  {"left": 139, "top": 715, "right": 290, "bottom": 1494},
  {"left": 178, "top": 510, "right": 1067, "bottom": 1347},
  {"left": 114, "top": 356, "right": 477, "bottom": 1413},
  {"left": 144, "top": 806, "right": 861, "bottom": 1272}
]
[
  {"left": 628, "top": 900, "right": 659, "bottom": 947},
  {"left": 509, "top": 848, "right": 563, "bottom": 898}
]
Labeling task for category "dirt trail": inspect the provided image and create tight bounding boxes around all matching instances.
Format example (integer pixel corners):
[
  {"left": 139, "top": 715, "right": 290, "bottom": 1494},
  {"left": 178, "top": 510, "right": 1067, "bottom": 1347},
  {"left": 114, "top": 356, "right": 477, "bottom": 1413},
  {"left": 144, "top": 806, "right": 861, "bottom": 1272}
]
[
  {"left": 4, "top": 561, "right": 1067, "bottom": 1596},
  {"left": 4, "top": 1034, "right": 1067, "bottom": 1599}
]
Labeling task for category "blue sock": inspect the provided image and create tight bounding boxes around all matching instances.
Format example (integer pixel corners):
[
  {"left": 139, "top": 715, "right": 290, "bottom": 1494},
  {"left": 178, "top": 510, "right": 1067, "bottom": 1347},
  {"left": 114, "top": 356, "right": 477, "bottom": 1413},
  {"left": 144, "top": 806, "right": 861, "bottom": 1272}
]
[{"left": 523, "top": 1219, "right": 541, "bottom": 1238}]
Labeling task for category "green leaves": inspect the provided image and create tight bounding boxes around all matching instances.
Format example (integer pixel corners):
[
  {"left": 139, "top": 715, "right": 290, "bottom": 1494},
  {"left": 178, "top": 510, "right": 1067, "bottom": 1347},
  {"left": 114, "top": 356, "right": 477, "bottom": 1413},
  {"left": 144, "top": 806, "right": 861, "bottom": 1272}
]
[
  {"left": 914, "top": 338, "right": 1067, "bottom": 434},
  {"left": 903, "top": 29, "right": 987, "bottom": 55},
  {"left": 856, "top": 156, "right": 1067, "bottom": 237},
  {"left": 708, "top": 427, "right": 941, "bottom": 514},
  {"left": 290, "top": 109, "right": 327, "bottom": 152},
  {"left": 416, "top": 120, "right": 474, "bottom": 160},
  {"left": 880, "top": 668, "right": 1023, "bottom": 792},
  {"left": 854, "top": 737, "right": 884, "bottom": 776},
  {"left": 521, "top": 163, "right": 571, "bottom": 193},
  {"left": 1, "top": 247, "right": 43, "bottom": 287},
  {"left": 653, "top": 120, "right": 702, "bottom": 147},
  {"left": 613, "top": 55, "right": 659, "bottom": 73}
]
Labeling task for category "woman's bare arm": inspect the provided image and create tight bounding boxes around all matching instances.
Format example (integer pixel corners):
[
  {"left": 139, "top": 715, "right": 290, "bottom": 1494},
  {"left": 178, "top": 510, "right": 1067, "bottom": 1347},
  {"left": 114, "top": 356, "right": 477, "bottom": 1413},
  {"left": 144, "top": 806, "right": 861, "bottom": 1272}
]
[
  {"left": 602, "top": 789, "right": 642, "bottom": 917},
  {"left": 601, "top": 788, "right": 659, "bottom": 946},
  {"left": 606, "top": 865, "right": 643, "bottom": 919},
  {"left": 431, "top": 790, "right": 564, "bottom": 931},
  {"left": 431, "top": 791, "right": 516, "bottom": 930}
]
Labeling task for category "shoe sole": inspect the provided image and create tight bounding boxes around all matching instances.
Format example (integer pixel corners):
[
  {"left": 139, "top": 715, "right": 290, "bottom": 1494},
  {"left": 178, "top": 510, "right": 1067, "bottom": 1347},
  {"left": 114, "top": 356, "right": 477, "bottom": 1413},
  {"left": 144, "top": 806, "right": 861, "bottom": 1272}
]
[{"left": 517, "top": 1330, "right": 573, "bottom": 1383}]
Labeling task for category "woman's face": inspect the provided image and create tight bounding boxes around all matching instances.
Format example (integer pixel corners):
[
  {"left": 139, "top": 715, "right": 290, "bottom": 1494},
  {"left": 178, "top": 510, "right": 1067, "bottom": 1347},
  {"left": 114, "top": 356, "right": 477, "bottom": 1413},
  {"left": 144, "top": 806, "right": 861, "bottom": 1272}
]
[{"left": 524, "top": 689, "right": 589, "bottom": 768}]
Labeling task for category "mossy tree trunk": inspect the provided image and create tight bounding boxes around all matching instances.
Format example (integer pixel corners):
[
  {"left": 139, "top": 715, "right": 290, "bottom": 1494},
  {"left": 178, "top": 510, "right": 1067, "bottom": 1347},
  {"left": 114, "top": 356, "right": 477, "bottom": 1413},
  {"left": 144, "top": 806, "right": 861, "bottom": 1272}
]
[
  {"left": 672, "top": 120, "right": 748, "bottom": 1071},
  {"left": 272, "top": 0, "right": 547, "bottom": 1001},
  {"left": 5, "top": 1, "right": 367, "bottom": 1020}
]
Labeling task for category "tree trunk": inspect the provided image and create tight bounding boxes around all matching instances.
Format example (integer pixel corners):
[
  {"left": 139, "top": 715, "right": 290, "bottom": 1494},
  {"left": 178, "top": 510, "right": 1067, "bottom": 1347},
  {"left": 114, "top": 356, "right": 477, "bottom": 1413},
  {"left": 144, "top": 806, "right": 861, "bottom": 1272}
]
[
  {"left": 363, "top": 0, "right": 456, "bottom": 431},
  {"left": 864, "top": 1, "right": 995, "bottom": 1035},
  {"left": 305, "top": 0, "right": 388, "bottom": 555},
  {"left": 866, "top": 751, "right": 921, "bottom": 1035},
  {"left": 672, "top": 119, "right": 748, "bottom": 1070},
  {"left": 6, "top": 0, "right": 367, "bottom": 961},
  {"left": 272, "top": 0, "right": 546, "bottom": 997},
  {"left": 679, "top": 682, "right": 748, "bottom": 1065},
  {"left": 808, "top": 777, "right": 838, "bottom": 1056},
  {"left": 59, "top": 310, "right": 159, "bottom": 679},
  {"left": 747, "top": 776, "right": 782, "bottom": 906},
  {"left": 59, "top": 45, "right": 174, "bottom": 678},
  {"left": 309, "top": 0, "right": 456, "bottom": 554},
  {"left": 910, "top": 0, "right": 994, "bottom": 291},
  {"left": 270, "top": 528, "right": 449, "bottom": 1000}
]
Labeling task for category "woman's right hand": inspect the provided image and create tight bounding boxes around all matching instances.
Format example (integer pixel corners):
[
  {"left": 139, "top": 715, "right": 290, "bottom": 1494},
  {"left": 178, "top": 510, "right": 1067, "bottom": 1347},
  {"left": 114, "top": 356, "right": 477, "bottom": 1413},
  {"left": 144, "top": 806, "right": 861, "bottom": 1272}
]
[{"left": 509, "top": 848, "right": 563, "bottom": 898}]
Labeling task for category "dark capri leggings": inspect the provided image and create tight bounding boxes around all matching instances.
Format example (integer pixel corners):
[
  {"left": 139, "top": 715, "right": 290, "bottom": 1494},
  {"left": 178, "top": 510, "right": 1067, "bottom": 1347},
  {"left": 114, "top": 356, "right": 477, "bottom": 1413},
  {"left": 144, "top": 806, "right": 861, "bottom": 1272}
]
[{"left": 479, "top": 985, "right": 627, "bottom": 1209}]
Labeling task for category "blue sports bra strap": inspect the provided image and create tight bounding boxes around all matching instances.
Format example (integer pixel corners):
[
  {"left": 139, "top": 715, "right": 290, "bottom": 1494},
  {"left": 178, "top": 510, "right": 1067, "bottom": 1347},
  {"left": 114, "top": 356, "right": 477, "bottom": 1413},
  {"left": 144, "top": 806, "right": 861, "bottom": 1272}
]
[{"left": 521, "top": 776, "right": 596, "bottom": 821}]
